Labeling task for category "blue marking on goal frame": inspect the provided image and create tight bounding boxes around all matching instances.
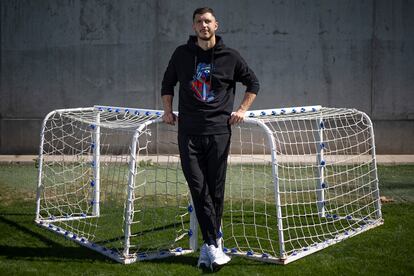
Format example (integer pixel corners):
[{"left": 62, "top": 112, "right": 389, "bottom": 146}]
[
  {"left": 320, "top": 121, "right": 325, "bottom": 129},
  {"left": 93, "top": 105, "right": 322, "bottom": 119}
]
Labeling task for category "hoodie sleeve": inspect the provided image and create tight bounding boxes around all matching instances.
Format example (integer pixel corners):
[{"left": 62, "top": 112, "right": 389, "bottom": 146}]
[
  {"left": 161, "top": 49, "right": 178, "bottom": 96},
  {"left": 234, "top": 53, "right": 260, "bottom": 94}
]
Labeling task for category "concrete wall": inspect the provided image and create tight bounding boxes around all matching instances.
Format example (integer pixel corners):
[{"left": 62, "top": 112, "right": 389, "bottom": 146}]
[{"left": 1, "top": 0, "right": 413, "bottom": 154}]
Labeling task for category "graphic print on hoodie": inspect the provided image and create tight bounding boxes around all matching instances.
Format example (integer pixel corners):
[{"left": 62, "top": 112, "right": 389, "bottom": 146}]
[{"left": 191, "top": 63, "right": 215, "bottom": 102}]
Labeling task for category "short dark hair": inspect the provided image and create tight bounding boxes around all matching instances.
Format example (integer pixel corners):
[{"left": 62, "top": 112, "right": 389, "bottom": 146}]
[{"left": 192, "top": 7, "right": 216, "bottom": 21}]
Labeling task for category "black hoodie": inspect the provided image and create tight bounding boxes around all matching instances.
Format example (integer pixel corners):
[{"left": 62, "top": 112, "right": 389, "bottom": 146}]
[{"left": 161, "top": 35, "right": 259, "bottom": 135}]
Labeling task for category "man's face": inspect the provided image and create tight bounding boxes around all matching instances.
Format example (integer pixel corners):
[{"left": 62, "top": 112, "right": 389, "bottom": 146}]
[{"left": 192, "top": 12, "right": 218, "bottom": 41}]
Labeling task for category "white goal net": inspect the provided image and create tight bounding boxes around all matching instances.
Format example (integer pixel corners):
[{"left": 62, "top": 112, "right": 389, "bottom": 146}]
[{"left": 35, "top": 105, "right": 383, "bottom": 264}]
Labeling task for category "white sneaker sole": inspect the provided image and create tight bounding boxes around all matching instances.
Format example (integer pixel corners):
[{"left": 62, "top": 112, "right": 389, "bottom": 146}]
[{"left": 210, "top": 254, "right": 231, "bottom": 272}]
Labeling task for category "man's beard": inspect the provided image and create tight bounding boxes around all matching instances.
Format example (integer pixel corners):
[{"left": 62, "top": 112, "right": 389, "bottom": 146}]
[{"left": 197, "top": 31, "right": 214, "bottom": 41}]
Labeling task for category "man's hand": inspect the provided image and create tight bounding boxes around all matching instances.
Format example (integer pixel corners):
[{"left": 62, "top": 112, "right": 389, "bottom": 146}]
[
  {"left": 229, "top": 92, "right": 256, "bottom": 125},
  {"left": 162, "top": 112, "right": 177, "bottom": 125},
  {"left": 161, "top": 95, "right": 176, "bottom": 125},
  {"left": 229, "top": 109, "right": 246, "bottom": 125}
]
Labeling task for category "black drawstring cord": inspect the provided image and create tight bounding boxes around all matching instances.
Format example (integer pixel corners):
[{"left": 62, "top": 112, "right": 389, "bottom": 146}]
[
  {"left": 194, "top": 46, "right": 198, "bottom": 76},
  {"left": 210, "top": 47, "right": 214, "bottom": 89}
]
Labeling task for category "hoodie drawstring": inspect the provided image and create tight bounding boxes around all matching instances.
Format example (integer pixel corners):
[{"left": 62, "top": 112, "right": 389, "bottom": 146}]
[{"left": 210, "top": 48, "right": 214, "bottom": 89}]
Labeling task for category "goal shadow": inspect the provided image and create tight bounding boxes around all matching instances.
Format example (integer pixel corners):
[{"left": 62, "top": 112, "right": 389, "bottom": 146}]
[{"left": 0, "top": 214, "right": 107, "bottom": 262}]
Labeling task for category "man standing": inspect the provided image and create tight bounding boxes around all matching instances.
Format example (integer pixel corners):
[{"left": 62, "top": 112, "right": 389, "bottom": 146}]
[{"left": 161, "top": 7, "right": 259, "bottom": 271}]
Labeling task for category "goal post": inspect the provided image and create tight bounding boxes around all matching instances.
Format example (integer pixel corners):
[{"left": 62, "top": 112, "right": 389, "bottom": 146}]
[
  {"left": 35, "top": 104, "right": 383, "bottom": 264},
  {"left": 316, "top": 115, "right": 326, "bottom": 218}
]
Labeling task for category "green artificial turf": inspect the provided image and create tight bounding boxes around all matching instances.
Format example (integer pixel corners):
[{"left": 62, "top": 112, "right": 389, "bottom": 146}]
[{"left": 0, "top": 164, "right": 413, "bottom": 275}]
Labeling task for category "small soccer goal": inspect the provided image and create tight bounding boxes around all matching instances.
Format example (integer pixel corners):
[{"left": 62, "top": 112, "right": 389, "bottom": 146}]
[{"left": 35, "top": 105, "right": 383, "bottom": 264}]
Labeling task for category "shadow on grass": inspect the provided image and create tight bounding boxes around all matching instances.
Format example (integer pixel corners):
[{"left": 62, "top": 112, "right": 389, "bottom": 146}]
[
  {"left": 0, "top": 213, "right": 198, "bottom": 267},
  {"left": 0, "top": 212, "right": 33, "bottom": 216},
  {"left": 0, "top": 212, "right": 277, "bottom": 269},
  {"left": 142, "top": 255, "right": 255, "bottom": 274},
  {"left": 0, "top": 245, "right": 109, "bottom": 263},
  {"left": 0, "top": 215, "right": 108, "bottom": 262},
  {"left": 95, "top": 221, "right": 184, "bottom": 245},
  {"left": 146, "top": 254, "right": 198, "bottom": 267},
  {"left": 0, "top": 215, "right": 60, "bottom": 247}
]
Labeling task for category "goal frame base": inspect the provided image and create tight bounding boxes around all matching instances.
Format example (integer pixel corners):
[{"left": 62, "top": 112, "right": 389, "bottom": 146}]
[
  {"left": 35, "top": 220, "right": 195, "bottom": 264},
  {"left": 225, "top": 219, "right": 383, "bottom": 265}
]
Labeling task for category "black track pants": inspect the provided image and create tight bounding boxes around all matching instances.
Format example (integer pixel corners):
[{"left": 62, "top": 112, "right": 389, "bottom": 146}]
[{"left": 178, "top": 133, "right": 231, "bottom": 246}]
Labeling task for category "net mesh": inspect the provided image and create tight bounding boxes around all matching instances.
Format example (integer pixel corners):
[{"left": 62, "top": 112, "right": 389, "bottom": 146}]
[{"left": 36, "top": 106, "right": 382, "bottom": 264}]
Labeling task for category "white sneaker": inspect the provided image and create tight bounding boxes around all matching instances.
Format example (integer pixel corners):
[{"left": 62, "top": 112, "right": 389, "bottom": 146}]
[
  {"left": 206, "top": 244, "right": 231, "bottom": 272},
  {"left": 197, "top": 244, "right": 210, "bottom": 269},
  {"left": 217, "top": 237, "right": 223, "bottom": 251}
]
